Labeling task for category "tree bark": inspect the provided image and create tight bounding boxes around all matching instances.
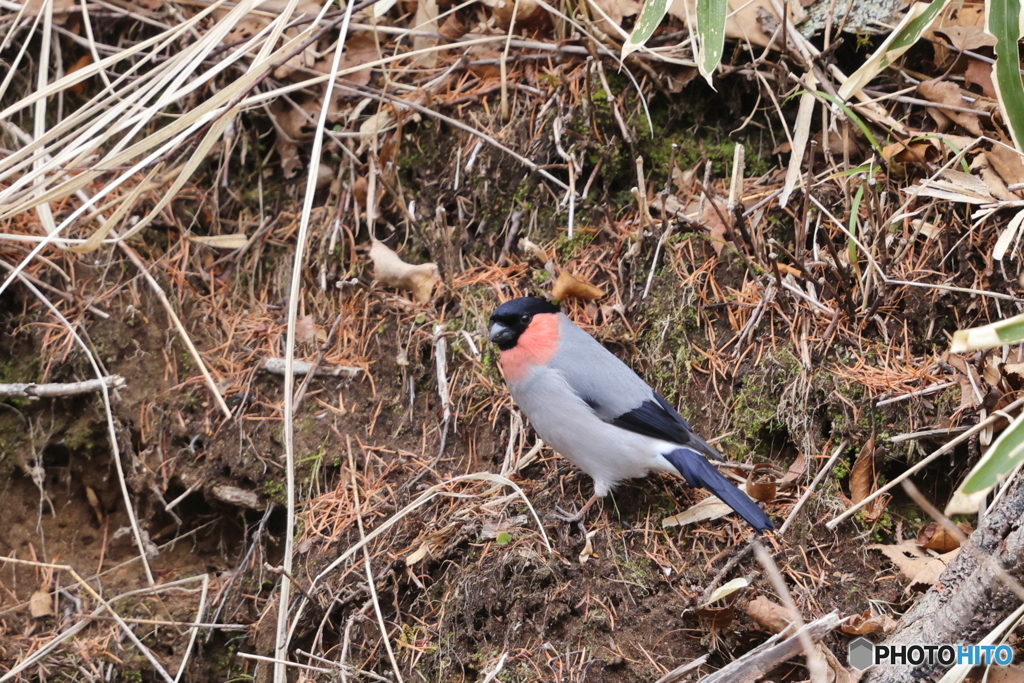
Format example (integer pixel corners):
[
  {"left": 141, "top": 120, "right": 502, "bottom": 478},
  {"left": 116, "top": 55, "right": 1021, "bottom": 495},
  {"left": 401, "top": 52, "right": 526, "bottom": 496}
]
[{"left": 865, "top": 474, "right": 1024, "bottom": 682}]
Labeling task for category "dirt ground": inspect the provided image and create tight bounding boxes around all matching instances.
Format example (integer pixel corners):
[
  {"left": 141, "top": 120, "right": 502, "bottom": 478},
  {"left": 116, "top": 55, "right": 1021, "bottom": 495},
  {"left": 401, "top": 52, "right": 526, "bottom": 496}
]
[
  {"left": 1, "top": 204, "right": 952, "bottom": 681},
  {"left": 1, "top": 5, "right": 1016, "bottom": 680}
]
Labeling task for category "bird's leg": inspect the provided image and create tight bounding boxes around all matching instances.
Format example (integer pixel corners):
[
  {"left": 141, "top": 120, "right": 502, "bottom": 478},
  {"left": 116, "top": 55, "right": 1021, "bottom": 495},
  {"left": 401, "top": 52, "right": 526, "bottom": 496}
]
[{"left": 554, "top": 494, "right": 601, "bottom": 523}]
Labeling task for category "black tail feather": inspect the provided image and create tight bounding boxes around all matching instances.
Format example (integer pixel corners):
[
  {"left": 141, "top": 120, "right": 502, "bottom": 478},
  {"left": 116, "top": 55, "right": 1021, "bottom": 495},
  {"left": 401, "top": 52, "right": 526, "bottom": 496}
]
[{"left": 663, "top": 448, "right": 774, "bottom": 533}]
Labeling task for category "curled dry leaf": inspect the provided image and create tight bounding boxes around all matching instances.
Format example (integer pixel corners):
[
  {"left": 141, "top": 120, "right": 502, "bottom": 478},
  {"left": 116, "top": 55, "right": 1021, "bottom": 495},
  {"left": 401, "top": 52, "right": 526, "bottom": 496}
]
[
  {"left": 551, "top": 271, "right": 604, "bottom": 302},
  {"left": 917, "top": 79, "right": 984, "bottom": 136},
  {"left": 30, "top": 585, "right": 54, "bottom": 618},
  {"left": 745, "top": 464, "right": 776, "bottom": 502},
  {"left": 369, "top": 239, "right": 440, "bottom": 304},
  {"left": 916, "top": 521, "right": 972, "bottom": 552},
  {"left": 881, "top": 139, "right": 941, "bottom": 166},
  {"left": 779, "top": 452, "right": 808, "bottom": 490},
  {"left": 662, "top": 495, "right": 733, "bottom": 527},
  {"left": 849, "top": 433, "right": 877, "bottom": 505},
  {"left": 668, "top": 0, "right": 805, "bottom": 50},
  {"left": 518, "top": 237, "right": 550, "bottom": 264},
  {"left": 586, "top": 0, "right": 640, "bottom": 37},
  {"left": 841, "top": 609, "right": 898, "bottom": 635},
  {"left": 695, "top": 605, "right": 734, "bottom": 628},
  {"left": 481, "top": 0, "right": 549, "bottom": 30},
  {"left": 745, "top": 595, "right": 791, "bottom": 634},
  {"left": 703, "top": 577, "right": 748, "bottom": 606},
  {"left": 579, "top": 528, "right": 599, "bottom": 563},
  {"left": 412, "top": 0, "right": 440, "bottom": 68}
]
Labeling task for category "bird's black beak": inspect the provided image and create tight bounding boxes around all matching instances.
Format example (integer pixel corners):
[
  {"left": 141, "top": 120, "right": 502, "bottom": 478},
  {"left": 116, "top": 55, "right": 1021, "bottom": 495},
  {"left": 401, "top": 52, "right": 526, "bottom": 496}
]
[{"left": 488, "top": 322, "right": 514, "bottom": 346}]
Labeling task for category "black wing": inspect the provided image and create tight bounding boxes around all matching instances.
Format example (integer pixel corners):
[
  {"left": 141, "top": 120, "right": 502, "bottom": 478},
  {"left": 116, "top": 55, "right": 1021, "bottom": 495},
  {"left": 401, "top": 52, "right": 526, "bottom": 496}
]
[{"left": 607, "top": 392, "right": 723, "bottom": 461}]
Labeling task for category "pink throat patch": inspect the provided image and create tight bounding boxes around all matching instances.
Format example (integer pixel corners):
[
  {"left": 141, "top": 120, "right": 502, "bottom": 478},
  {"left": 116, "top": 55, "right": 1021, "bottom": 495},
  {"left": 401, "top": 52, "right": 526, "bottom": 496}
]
[{"left": 500, "top": 313, "right": 560, "bottom": 383}]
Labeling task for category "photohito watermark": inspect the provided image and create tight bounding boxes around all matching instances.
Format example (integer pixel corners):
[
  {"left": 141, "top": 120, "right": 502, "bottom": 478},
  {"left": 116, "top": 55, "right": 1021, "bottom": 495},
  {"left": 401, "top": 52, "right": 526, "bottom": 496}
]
[{"left": 848, "top": 638, "right": 1014, "bottom": 671}]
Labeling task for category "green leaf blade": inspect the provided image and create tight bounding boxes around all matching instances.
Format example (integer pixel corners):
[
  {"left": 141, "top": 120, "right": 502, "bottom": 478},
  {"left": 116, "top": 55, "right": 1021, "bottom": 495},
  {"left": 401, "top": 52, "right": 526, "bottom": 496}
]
[
  {"left": 622, "top": 0, "right": 671, "bottom": 59},
  {"left": 988, "top": 0, "right": 1024, "bottom": 151},
  {"left": 962, "top": 412, "right": 1024, "bottom": 493},
  {"left": 695, "top": 0, "right": 727, "bottom": 86}
]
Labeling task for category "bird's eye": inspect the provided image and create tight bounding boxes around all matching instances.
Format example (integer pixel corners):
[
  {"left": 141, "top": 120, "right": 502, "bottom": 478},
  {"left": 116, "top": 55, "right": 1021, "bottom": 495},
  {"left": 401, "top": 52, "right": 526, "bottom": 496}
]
[{"left": 520, "top": 314, "right": 530, "bottom": 324}]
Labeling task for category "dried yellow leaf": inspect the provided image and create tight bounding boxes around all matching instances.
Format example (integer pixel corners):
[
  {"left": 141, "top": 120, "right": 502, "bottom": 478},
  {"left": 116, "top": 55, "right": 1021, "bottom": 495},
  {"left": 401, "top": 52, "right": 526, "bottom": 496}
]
[
  {"left": 369, "top": 239, "right": 439, "bottom": 304},
  {"left": 551, "top": 271, "right": 604, "bottom": 302}
]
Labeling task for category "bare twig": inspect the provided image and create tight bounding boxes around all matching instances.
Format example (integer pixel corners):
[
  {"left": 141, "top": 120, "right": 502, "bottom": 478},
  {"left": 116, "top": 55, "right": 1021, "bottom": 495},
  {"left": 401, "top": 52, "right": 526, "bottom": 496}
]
[{"left": 0, "top": 375, "right": 125, "bottom": 398}]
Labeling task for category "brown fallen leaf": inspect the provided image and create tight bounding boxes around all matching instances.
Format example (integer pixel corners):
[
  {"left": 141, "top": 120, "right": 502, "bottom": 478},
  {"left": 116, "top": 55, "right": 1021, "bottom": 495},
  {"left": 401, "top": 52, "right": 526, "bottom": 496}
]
[
  {"left": 779, "top": 452, "right": 808, "bottom": 490},
  {"left": 869, "top": 540, "right": 959, "bottom": 593},
  {"left": 745, "top": 463, "right": 776, "bottom": 502},
  {"left": 986, "top": 143, "right": 1024, "bottom": 194},
  {"left": 438, "top": 13, "right": 469, "bottom": 41},
  {"left": 66, "top": 54, "right": 93, "bottom": 95},
  {"left": 481, "top": 0, "right": 549, "bottom": 30},
  {"left": 971, "top": 153, "right": 1018, "bottom": 202},
  {"left": 841, "top": 609, "right": 897, "bottom": 635},
  {"left": 917, "top": 79, "right": 984, "bottom": 136},
  {"left": 412, "top": 0, "right": 440, "bottom": 68},
  {"left": 369, "top": 239, "right": 440, "bottom": 304},
  {"left": 668, "top": 0, "right": 804, "bottom": 50},
  {"left": 311, "top": 34, "right": 377, "bottom": 87},
  {"left": 268, "top": 97, "right": 313, "bottom": 179},
  {"left": 881, "top": 139, "right": 940, "bottom": 166},
  {"left": 551, "top": 271, "right": 604, "bottom": 302},
  {"left": 916, "top": 521, "right": 972, "bottom": 552},
  {"left": 587, "top": 0, "right": 641, "bottom": 36},
  {"left": 849, "top": 432, "right": 877, "bottom": 505},
  {"left": 295, "top": 314, "right": 317, "bottom": 344},
  {"left": 30, "top": 585, "right": 54, "bottom": 618},
  {"left": 465, "top": 45, "right": 503, "bottom": 79},
  {"left": 695, "top": 605, "right": 734, "bottom": 629},
  {"left": 662, "top": 496, "right": 733, "bottom": 528},
  {"left": 684, "top": 197, "right": 730, "bottom": 256},
  {"left": 745, "top": 595, "right": 791, "bottom": 634},
  {"left": 965, "top": 57, "right": 996, "bottom": 98}
]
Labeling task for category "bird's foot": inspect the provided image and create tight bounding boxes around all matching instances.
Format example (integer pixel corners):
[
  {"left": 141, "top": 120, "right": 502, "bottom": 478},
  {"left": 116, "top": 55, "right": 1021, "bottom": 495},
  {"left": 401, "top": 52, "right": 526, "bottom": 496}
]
[{"left": 553, "top": 505, "right": 587, "bottom": 523}]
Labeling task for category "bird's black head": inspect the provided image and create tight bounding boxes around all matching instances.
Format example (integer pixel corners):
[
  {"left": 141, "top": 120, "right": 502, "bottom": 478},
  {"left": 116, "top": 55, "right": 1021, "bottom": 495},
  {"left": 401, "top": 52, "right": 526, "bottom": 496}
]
[{"left": 488, "top": 297, "right": 560, "bottom": 350}]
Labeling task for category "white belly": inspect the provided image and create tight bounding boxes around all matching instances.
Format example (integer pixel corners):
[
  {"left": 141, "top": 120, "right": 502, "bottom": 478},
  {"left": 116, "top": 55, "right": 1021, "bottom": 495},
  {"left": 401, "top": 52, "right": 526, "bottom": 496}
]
[{"left": 509, "top": 366, "right": 678, "bottom": 497}]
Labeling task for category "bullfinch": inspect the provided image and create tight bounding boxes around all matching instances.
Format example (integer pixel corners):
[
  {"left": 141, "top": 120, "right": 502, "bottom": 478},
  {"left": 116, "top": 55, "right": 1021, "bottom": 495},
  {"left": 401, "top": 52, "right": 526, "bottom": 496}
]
[{"left": 488, "top": 296, "right": 774, "bottom": 533}]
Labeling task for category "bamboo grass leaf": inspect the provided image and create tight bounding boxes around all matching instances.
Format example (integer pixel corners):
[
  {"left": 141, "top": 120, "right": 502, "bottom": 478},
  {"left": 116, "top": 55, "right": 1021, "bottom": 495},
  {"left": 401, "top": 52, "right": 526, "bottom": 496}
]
[
  {"left": 838, "top": 0, "right": 948, "bottom": 101},
  {"left": 987, "top": 0, "right": 1024, "bottom": 152}
]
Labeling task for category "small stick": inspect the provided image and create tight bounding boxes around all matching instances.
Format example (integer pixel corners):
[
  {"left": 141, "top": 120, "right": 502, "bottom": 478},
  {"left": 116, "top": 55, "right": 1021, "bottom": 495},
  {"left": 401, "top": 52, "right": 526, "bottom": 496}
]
[
  {"left": 875, "top": 381, "right": 956, "bottom": 407},
  {"left": 0, "top": 375, "right": 125, "bottom": 398},
  {"left": 753, "top": 542, "right": 829, "bottom": 683},
  {"left": 262, "top": 357, "right": 362, "bottom": 378}
]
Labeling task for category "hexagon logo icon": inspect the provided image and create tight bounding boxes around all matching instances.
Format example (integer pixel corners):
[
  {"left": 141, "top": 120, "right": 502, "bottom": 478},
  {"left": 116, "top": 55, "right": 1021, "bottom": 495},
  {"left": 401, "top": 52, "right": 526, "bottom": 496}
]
[{"left": 849, "top": 637, "right": 874, "bottom": 671}]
